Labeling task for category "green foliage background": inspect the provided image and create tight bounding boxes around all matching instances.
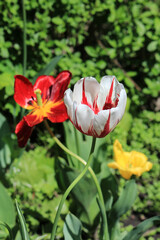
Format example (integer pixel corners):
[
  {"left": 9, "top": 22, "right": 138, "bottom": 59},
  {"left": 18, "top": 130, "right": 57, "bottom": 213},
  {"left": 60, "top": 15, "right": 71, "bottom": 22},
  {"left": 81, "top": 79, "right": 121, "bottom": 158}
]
[{"left": 0, "top": 0, "right": 160, "bottom": 239}]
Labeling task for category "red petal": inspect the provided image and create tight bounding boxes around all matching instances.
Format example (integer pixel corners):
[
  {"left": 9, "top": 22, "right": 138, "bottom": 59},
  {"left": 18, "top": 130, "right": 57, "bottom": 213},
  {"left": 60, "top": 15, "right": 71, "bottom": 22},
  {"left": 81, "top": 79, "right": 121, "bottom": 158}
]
[
  {"left": 33, "top": 75, "right": 54, "bottom": 101},
  {"left": 47, "top": 101, "right": 68, "bottom": 123},
  {"left": 14, "top": 75, "right": 35, "bottom": 108},
  {"left": 15, "top": 118, "right": 33, "bottom": 147},
  {"left": 51, "top": 71, "right": 72, "bottom": 102},
  {"left": 24, "top": 112, "right": 43, "bottom": 127}
]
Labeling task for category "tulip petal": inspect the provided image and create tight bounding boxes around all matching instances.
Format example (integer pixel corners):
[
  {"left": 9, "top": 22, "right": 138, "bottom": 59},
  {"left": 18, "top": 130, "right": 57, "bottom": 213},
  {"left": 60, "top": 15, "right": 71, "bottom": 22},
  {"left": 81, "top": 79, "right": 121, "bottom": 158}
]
[
  {"left": 109, "top": 88, "right": 127, "bottom": 131},
  {"left": 51, "top": 71, "right": 72, "bottom": 102},
  {"left": 93, "top": 110, "right": 110, "bottom": 137},
  {"left": 15, "top": 118, "right": 33, "bottom": 147},
  {"left": 64, "top": 89, "right": 74, "bottom": 121},
  {"left": 14, "top": 75, "right": 35, "bottom": 108},
  {"left": 75, "top": 104, "right": 94, "bottom": 134},
  {"left": 33, "top": 75, "right": 54, "bottom": 101},
  {"left": 108, "top": 162, "right": 119, "bottom": 169},
  {"left": 119, "top": 170, "right": 132, "bottom": 180},
  {"left": 73, "top": 77, "right": 100, "bottom": 107},
  {"left": 24, "top": 112, "right": 44, "bottom": 127},
  {"left": 47, "top": 101, "right": 68, "bottom": 122},
  {"left": 97, "top": 76, "right": 121, "bottom": 110},
  {"left": 145, "top": 162, "right": 153, "bottom": 171}
]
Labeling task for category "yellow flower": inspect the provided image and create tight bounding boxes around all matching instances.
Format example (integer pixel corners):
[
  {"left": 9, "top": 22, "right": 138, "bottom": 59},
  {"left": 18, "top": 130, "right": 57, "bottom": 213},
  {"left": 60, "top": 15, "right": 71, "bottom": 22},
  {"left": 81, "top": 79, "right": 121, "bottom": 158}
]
[{"left": 108, "top": 140, "right": 153, "bottom": 180}]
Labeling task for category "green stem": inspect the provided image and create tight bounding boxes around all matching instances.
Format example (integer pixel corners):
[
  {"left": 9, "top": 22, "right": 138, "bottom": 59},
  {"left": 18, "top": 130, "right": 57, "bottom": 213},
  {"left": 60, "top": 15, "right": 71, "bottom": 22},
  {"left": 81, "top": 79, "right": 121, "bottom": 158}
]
[
  {"left": 21, "top": 0, "right": 27, "bottom": 76},
  {"left": 50, "top": 136, "right": 96, "bottom": 240},
  {"left": 44, "top": 121, "right": 109, "bottom": 240}
]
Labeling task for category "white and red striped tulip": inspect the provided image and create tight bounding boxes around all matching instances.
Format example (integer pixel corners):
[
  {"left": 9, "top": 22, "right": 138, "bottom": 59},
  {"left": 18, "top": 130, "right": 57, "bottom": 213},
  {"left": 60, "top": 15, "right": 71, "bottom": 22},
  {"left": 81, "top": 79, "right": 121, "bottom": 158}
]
[{"left": 64, "top": 75, "right": 127, "bottom": 138}]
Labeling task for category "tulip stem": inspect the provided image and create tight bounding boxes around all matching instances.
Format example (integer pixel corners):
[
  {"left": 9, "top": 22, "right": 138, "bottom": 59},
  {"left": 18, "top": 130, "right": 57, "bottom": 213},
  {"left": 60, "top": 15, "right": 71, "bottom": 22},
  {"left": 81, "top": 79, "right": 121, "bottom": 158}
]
[
  {"left": 44, "top": 120, "right": 109, "bottom": 240},
  {"left": 21, "top": 0, "right": 27, "bottom": 76},
  {"left": 50, "top": 136, "right": 96, "bottom": 240}
]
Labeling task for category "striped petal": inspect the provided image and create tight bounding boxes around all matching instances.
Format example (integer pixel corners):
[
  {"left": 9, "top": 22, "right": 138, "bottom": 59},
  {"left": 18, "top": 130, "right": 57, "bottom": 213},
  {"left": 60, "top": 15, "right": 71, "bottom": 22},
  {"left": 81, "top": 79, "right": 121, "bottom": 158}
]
[
  {"left": 97, "top": 76, "right": 121, "bottom": 110},
  {"left": 73, "top": 77, "right": 100, "bottom": 107},
  {"left": 74, "top": 104, "right": 94, "bottom": 134},
  {"left": 64, "top": 88, "right": 74, "bottom": 121},
  {"left": 93, "top": 110, "right": 110, "bottom": 137},
  {"left": 109, "top": 87, "right": 127, "bottom": 131}
]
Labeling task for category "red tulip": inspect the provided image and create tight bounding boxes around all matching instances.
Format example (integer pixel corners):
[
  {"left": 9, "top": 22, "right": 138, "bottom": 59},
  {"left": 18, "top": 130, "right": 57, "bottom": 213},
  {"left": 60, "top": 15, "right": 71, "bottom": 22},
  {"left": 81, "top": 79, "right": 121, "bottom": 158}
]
[
  {"left": 64, "top": 75, "right": 127, "bottom": 138},
  {"left": 14, "top": 71, "right": 72, "bottom": 147}
]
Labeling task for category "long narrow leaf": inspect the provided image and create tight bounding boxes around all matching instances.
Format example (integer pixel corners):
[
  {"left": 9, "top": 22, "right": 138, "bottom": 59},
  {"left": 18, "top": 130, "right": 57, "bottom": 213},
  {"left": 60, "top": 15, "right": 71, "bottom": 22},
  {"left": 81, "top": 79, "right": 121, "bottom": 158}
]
[
  {"left": 0, "top": 221, "right": 13, "bottom": 240},
  {"left": 108, "top": 180, "right": 137, "bottom": 238},
  {"left": 33, "top": 55, "right": 62, "bottom": 83},
  {"left": 96, "top": 197, "right": 105, "bottom": 240},
  {"left": 15, "top": 200, "right": 30, "bottom": 240},
  {"left": 123, "top": 216, "right": 160, "bottom": 240}
]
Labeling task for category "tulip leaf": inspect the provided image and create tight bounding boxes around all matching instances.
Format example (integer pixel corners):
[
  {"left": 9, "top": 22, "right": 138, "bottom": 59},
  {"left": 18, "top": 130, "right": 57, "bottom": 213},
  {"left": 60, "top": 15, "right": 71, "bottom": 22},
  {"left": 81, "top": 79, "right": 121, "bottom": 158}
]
[
  {"left": 63, "top": 213, "right": 82, "bottom": 240},
  {"left": 56, "top": 158, "right": 97, "bottom": 212},
  {"left": 15, "top": 200, "right": 31, "bottom": 240},
  {"left": 63, "top": 121, "right": 92, "bottom": 169},
  {"left": 63, "top": 121, "right": 108, "bottom": 170},
  {"left": 0, "top": 221, "right": 13, "bottom": 240},
  {"left": 56, "top": 158, "right": 99, "bottom": 225},
  {"left": 0, "top": 182, "right": 16, "bottom": 227},
  {"left": 108, "top": 179, "right": 137, "bottom": 236},
  {"left": 109, "top": 179, "right": 137, "bottom": 219},
  {"left": 96, "top": 197, "right": 106, "bottom": 240},
  {"left": 123, "top": 216, "right": 160, "bottom": 240},
  {"left": 33, "top": 55, "right": 62, "bottom": 83},
  {"left": 0, "top": 113, "right": 11, "bottom": 169},
  {"left": 99, "top": 163, "right": 118, "bottom": 205}
]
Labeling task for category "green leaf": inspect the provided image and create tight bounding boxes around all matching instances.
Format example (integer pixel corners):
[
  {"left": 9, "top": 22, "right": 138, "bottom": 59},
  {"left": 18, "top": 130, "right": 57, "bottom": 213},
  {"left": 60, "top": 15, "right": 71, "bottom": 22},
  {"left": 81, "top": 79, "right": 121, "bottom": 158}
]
[
  {"left": 108, "top": 180, "right": 137, "bottom": 234},
  {"left": 147, "top": 41, "right": 158, "bottom": 52},
  {"left": 56, "top": 159, "right": 97, "bottom": 212},
  {"left": 56, "top": 159, "right": 99, "bottom": 225},
  {"left": 123, "top": 216, "right": 160, "bottom": 240},
  {"left": 96, "top": 197, "right": 106, "bottom": 239},
  {"left": 0, "top": 113, "right": 11, "bottom": 168},
  {"left": 63, "top": 121, "right": 92, "bottom": 169},
  {"left": 135, "top": 20, "right": 146, "bottom": 36},
  {"left": 0, "top": 221, "right": 13, "bottom": 240},
  {"left": 85, "top": 46, "right": 98, "bottom": 57},
  {"left": 63, "top": 213, "right": 82, "bottom": 240},
  {"left": 15, "top": 200, "right": 30, "bottom": 240},
  {"left": 109, "top": 180, "right": 137, "bottom": 219},
  {"left": 99, "top": 163, "right": 118, "bottom": 205},
  {"left": 12, "top": 147, "right": 57, "bottom": 198},
  {"left": 33, "top": 55, "right": 62, "bottom": 83},
  {"left": 0, "top": 73, "right": 13, "bottom": 90},
  {"left": 0, "top": 182, "right": 16, "bottom": 227}
]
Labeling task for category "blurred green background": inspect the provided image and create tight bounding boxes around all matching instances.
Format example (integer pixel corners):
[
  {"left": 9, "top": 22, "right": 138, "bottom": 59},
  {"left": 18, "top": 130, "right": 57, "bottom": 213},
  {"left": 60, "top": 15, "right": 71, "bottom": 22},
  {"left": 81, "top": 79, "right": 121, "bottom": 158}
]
[{"left": 0, "top": 0, "right": 160, "bottom": 239}]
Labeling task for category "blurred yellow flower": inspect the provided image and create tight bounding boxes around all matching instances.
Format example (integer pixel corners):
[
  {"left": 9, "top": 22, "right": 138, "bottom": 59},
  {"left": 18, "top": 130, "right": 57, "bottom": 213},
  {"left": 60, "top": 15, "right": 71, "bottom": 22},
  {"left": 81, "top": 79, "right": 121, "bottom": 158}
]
[{"left": 108, "top": 140, "right": 153, "bottom": 180}]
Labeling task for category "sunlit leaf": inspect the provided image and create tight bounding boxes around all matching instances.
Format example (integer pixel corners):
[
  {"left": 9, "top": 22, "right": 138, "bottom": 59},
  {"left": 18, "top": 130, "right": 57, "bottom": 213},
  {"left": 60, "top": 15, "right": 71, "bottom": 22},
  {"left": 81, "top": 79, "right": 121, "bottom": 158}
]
[{"left": 63, "top": 213, "right": 82, "bottom": 240}]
